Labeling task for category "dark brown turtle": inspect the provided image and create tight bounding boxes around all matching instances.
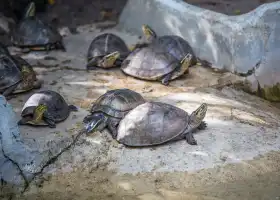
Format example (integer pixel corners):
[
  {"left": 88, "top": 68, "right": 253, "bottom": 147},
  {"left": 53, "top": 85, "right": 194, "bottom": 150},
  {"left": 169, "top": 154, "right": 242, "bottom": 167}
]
[
  {"left": 10, "top": 55, "right": 42, "bottom": 95},
  {"left": 18, "top": 90, "right": 78, "bottom": 128},
  {"left": 86, "top": 33, "right": 130, "bottom": 70},
  {"left": 83, "top": 88, "right": 146, "bottom": 138},
  {"left": 116, "top": 102, "right": 208, "bottom": 147},
  {"left": 121, "top": 43, "right": 193, "bottom": 85},
  {"left": 10, "top": 2, "right": 65, "bottom": 53},
  {"left": 0, "top": 54, "right": 22, "bottom": 97},
  {"left": 134, "top": 24, "right": 211, "bottom": 67}
]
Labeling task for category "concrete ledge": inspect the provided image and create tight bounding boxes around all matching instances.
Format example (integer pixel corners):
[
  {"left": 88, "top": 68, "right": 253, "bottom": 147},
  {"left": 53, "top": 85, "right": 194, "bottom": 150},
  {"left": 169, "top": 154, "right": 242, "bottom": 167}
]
[{"left": 118, "top": 0, "right": 280, "bottom": 75}]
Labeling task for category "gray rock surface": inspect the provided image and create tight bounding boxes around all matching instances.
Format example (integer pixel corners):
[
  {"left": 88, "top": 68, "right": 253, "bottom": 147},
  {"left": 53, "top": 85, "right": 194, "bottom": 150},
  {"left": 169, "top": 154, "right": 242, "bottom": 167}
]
[{"left": 118, "top": 0, "right": 280, "bottom": 77}]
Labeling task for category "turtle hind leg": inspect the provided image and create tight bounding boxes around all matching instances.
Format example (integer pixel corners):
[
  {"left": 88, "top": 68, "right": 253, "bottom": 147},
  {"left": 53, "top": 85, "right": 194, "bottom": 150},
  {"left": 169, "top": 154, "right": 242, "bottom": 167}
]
[
  {"left": 161, "top": 73, "right": 172, "bottom": 86},
  {"left": 197, "top": 121, "right": 207, "bottom": 130},
  {"left": 185, "top": 132, "right": 197, "bottom": 145},
  {"left": 68, "top": 105, "right": 78, "bottom": 112}
]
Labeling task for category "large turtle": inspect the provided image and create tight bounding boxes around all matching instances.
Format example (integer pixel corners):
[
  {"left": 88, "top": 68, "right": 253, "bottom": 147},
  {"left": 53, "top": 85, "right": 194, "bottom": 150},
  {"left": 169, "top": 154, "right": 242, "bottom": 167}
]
[
  {"left": 116, "top": 102, "right": 208, "bottom": 147},
  {"left": 10, "top": 2, "right": 65, "bottom": 53},
  {"left": 121, "top": 44, "right": 193, "bottom": 85},
  {"left": 18, "top": 90, "right": 78, "bottom": 128},
  {"left": 83, "top": 88, "right": 146, "bottom": 138},
  {"left": 86, "top": 33, "right": 130, "bottom": 70},
  {"left": 135, "top": 24, "right": 211, "bottom": 67}
]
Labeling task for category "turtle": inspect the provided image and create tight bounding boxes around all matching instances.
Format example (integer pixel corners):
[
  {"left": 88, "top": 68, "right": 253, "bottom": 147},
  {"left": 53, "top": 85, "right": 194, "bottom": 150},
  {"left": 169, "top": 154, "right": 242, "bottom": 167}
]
[
  {"left": 121, "top": 43, "right": 193, "bottom": 85},
  {"left": 10, "top": 2, "right": 65, "bottom": 53},
  {"left": 133, "top": 24, "right": 211, "bottom": 67},
  {"left": 83, "top": 88, "right": 146, "bottom": 138},
  {"left": 0, "top": 53, "right": 22, "bottom": 97},
  {"left": 86, "top": 33, "right": 131, "bottom": 70},
  {"left": 0, "top": 54, "right": 42, "bottom": 99},
  {"left": 116, "top": 102, "right": 208, "bottom": 147},
  {"left": 18, "top": 90, "right": 78, "bottom": 128}
]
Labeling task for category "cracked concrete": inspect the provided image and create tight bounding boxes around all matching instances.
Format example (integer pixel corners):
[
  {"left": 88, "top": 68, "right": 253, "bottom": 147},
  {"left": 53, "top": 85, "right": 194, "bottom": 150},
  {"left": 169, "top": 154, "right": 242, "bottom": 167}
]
[{"left": 1, "top": 24, "right": 280, "bottom": 199}]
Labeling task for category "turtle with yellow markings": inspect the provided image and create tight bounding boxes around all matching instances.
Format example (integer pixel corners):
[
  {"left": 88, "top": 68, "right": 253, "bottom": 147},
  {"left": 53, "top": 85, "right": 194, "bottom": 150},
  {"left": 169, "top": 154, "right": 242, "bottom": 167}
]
[{"left": 18, "top": 90, "right": 78, "bottom": 128}]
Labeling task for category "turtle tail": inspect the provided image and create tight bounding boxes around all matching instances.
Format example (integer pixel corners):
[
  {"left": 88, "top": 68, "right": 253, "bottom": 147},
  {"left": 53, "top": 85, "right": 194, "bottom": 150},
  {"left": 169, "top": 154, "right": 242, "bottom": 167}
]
[{"left": 68, "top": 105, "right": 78, "bottom": 112}]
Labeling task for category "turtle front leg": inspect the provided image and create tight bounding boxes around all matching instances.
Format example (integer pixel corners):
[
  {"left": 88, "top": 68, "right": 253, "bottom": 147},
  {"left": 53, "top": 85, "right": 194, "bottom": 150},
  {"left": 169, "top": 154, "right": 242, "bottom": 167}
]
[
  {"left": 197, "top": 121, "right": 207, "bottom": 130},
  {"left": 161, "top": 73, "right": 172, "bottom": 86},
  {"left": 107, "top": 118, "right": 120, "bottom": 139},
  {"left": 43, "top": 111, "right": 56, "bottom": 128},
  {"left": 185, "top": 132, "right": 197, "bottom": 145}
]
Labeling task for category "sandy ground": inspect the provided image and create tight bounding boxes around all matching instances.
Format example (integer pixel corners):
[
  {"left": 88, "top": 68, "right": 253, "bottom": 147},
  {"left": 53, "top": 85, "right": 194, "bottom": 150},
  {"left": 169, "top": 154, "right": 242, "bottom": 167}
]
[{"left": 1, "top": 24, "right": 279, "bottom": 200}]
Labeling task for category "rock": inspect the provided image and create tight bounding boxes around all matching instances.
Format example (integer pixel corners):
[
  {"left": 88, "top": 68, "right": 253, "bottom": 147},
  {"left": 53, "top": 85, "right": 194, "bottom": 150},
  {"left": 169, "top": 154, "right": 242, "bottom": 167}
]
[{"left": 118, "top": 0, "right": 280, "bottom": 76}]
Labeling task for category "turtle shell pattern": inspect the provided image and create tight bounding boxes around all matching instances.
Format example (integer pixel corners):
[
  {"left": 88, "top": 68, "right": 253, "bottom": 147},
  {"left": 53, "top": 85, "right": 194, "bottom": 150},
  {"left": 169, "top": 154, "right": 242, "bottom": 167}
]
[
  {"left": 154, "top": 35, "right": 196, "bottom": 63},
  {"left": 121, "top": 44, "right": 179, "bottom": 80},
  {"left": 11, "top": 17, "right": 62, "bottom": 47},
  {"left": 117, "top": 101, "right": 190, "bottom": 146},
  {"left": 90, "top": 89, "right": 146, "bottom": 119},
  {"left": 87, "top": 33, "right": 130, "bottom": 62},
  {"left": 0, "top": 54, "right": 22, "bottom": 93},
  {"left": 21, "top": 90, "right": 72, "bottom": 122}
]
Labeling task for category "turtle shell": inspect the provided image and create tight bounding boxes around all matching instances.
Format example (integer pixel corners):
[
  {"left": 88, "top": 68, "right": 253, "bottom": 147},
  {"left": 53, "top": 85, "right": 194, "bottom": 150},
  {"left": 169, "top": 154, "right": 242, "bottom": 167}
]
[
  {"left": 117, "top": 101, "right": 190, "bottom": 146},
  {"left": 21, "top": 90, "right": 72, "bottom": 123},
  {"left": 154, "top": 35, "right": 196, "bottom": 64},
  {"left": 11, "top": 55, "right": 39, "bottom": 93},
  {"left": 87, "top": 33, "right": 130, "bottom": 62},
  {"left": 0, "top": 54, "right": 22, "bottom": 94},
  {"left": 11, "top": 17, "right": 62, "bottom": 47},
  {"left": 121, "top": 44, "right": 179, "bottom": 80},
  {"left": 0, "top": 42, "right": 10, "bottom": 55},
  {"left": 90, "top": 89, "right": 146, "bottom": 119}
]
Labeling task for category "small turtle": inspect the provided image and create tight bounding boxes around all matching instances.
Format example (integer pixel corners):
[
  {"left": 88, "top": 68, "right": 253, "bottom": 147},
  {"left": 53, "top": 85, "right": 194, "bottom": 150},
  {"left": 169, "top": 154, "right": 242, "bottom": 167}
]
[
  {"left": 83, "top": 88, "right": 146, "bottom": 138},
  {"left": 11, "top": 2, "right": 65, "bottom": 53},
  {"left": 0, "top": 54, "right": 22, "bottom": 97},
  {"left": 135, "top": 24, "right": 210, "bottom": 67},
  {"left": 18, "top": 90, "right": 78, "bottom": 128},
  {"left": 0, "top": 54, "right": 42, "bottom": 98},
  {"left": 116, "top": 102, "right": 208, "bottom": 147},
  {"left": 86, "top": 33, "right": 130, "bottom": 70},
  {"left": 121, "top": 44, "right": 193, "bottom": 85},
  {"left": 11, "top": 55, "right": 42, "bottom": 94}
]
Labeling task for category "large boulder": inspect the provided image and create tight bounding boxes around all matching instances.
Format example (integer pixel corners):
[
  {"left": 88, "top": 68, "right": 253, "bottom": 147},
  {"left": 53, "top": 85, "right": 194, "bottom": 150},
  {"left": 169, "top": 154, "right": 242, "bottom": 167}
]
[{"left": 118, "top": 0, "right": 280, "bottom": 101}]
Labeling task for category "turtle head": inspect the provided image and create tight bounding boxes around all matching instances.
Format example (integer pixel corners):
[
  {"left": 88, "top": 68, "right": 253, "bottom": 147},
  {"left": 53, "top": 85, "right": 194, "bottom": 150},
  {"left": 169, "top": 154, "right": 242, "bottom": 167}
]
[
  {"left": 26, "top": 104, "right": 48, "bottom": 125},
  {"left": 141, "top": 24, "right": 157, "bottom": 42},
  {"left": 87, "top": 51, "right": 120, "bottom": 69},
  {"left": 180, "top": 53, "right": 193, "bottom": 72},
  {"left": 189, "top": 103, "right": 208, "bottom": 129},
  {"left": 21, "top": 65, "right": 32, "bottom": 74},
  {"left": 83, "top": 113, "right": 107, "bottom": 134},
  {"left": 24, "top": 2, "right": 36, "bottom": 19}
]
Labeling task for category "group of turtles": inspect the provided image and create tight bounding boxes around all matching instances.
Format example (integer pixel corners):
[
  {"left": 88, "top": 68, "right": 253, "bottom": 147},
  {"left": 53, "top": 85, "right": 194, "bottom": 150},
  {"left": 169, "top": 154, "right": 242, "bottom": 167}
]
[
  {"left": 0, "top": 2, "right": 208, "bottom": 147},
  {"left": 86, "top": 24, "right": 210, "bottom": 85}
]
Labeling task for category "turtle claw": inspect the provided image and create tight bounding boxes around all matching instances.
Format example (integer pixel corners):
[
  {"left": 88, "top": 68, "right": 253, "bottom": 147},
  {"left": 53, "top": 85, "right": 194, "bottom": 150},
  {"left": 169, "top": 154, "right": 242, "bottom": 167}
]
[
  {"left": 185, "top": 132, "right": 197, "bottom": 145},
  {"left": 197, "top": 121, "right": 207, "bottom": 130},
  {"left": 68, "top": 105, "right": 78, "bottom": 112}
]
